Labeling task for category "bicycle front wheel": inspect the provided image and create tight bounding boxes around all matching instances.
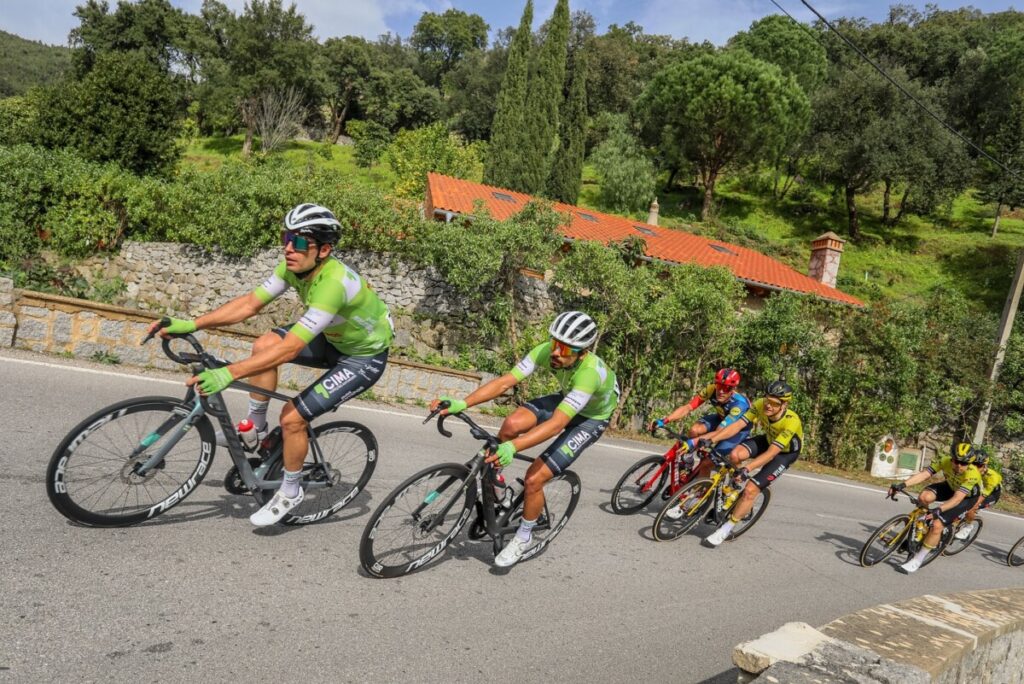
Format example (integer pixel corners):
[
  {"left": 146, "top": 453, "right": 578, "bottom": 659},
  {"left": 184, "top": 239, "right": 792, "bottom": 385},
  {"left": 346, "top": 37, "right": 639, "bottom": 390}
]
[
  {"left": 726, "top": 487, "right": 771, "bottom": 541},
  {"left": 258, "top": 421, "right": 377, "bottom": 525},
  {"left": 610, "top": 455, "right": 667, "bottom": 515},
  {"left": 46, "top": 396, "right": 216, "bottom": 527},
  {"left": 1008, "top": 536, "right": 1024, "bottom": 567},
  {"left": 360, "top": 463, "right": 476, "bottom": 578},
  {"left": 653, "top": 478, "right": 714, "bottom": 541},
  {"left": 943, "top": 517, "right": 983, "bottom": 557},
  {"left": 859, "top": 514, "right": 910, "bottom": 567}
]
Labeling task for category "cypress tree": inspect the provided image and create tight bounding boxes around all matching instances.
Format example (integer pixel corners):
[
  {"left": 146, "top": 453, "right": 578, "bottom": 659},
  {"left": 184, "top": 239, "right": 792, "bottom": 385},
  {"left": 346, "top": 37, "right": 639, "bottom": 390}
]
[
  {"left": 546, "top": 49, "right": 587, "bottom": 204},
  {"left": 520, "top": 0, "right": 569, "bottom": 195},
  {"left": 483, "top": 0, "right": 533, "bottom": 190}
]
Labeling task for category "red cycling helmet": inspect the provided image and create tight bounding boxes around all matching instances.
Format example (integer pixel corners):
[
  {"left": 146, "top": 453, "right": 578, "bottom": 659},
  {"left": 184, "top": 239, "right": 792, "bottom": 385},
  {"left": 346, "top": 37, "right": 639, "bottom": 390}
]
[{"left": 715, "top": 367, "right": 741, "bottom": 390}]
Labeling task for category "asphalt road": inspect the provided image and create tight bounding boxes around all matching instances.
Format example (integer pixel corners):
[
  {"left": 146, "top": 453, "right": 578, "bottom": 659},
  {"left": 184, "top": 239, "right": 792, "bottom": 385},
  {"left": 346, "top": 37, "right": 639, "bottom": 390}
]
[{"left": 2, "top": 348, "right": 1023, "bottom": 683}]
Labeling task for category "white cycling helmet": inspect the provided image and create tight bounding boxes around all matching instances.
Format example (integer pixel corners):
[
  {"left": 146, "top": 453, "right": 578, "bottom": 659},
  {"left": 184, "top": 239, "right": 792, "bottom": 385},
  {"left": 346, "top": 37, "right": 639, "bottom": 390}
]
[
  {"left": 284, "top": 203, "right": 342, "bottom": 245},
  {"left": 549, "top": 311, "right": 598, "bottom": 349}
]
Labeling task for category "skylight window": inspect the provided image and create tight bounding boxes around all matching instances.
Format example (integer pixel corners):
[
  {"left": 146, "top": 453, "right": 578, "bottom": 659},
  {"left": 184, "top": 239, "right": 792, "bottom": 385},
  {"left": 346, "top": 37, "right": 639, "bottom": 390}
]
[
  {"left": 633, "top": 225, "right": 656, "bottom": 236},
  {"left": 492, "top": 192, "right": 516, "bottom": 202},
  {"left": 577, "top": 212, "right": 598, "bottom": 222},
  {"left": 709, "top": 244, "right": 738, "bottom": 256}
]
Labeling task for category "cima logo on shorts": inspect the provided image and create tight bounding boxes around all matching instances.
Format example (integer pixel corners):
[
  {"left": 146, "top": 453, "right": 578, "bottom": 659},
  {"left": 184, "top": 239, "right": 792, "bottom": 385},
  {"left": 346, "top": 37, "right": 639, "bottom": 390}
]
[
  {"left": 559, "top": 431, "right": 592, "bottom": 459},
  {"left": 314, "top": 368, "right": 356, "bottom": 399}
]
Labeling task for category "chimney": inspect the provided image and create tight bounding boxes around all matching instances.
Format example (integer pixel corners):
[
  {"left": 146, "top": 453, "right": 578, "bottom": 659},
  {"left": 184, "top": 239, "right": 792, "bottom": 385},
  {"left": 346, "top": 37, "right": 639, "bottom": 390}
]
[
  {"left": 647, "top": 197, "right": 659, "bottom": 226},
  {"left": 808, "top": 231, "right": 845, "bottom": 288}
]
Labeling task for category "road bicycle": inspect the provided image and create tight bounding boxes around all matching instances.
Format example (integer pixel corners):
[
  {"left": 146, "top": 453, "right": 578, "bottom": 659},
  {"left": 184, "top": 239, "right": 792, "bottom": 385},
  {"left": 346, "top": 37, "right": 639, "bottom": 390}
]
[
  {"left": 359, "top": 402, "right": 581, "bottom": 578},
  {"left": 1009, "top": 535, "right": 1024, "bottom": 567},
  {"left": 609, "top": 424, "right": 704, "bottom": 514},
  {"left": 859, "top": 490, "right": 955, "bottom": 568},
  {"left": 941, "top": 513, "right": 984, "bottom": 557},
  {"left": 45, "top": 320, "right": 377, "bottom": 527},
  {"left": 651, "top": 441, "right": 771, "bottom": 542}
]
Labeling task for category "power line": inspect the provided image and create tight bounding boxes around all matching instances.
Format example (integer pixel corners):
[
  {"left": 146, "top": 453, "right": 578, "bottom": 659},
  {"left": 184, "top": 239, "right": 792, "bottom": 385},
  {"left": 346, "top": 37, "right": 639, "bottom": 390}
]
[{"left": 770, "top": 0, "right": 1019, "bottom": 179}]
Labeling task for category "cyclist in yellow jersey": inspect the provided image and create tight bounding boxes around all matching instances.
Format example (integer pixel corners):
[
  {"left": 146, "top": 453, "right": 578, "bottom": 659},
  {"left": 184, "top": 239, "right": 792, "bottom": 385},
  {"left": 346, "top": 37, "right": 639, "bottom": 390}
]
[
  {"left": 429, "top": 311, "right": 618, "bottom": 568},
  {"left": 887, "top": 442, "right": 983, "bottom": 573},
  {"left": 697, "top": 380, "right": 803, "bottom": 547},
  {"left": 956, "top": 447, "right": 1002, "bottom": 540}
]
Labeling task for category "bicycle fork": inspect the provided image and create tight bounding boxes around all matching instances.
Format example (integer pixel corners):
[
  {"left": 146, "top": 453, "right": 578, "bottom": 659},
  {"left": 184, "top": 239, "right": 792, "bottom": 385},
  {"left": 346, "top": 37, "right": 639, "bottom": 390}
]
[{"left": 133, "top": 391, "right": 207, "bottom": 477}]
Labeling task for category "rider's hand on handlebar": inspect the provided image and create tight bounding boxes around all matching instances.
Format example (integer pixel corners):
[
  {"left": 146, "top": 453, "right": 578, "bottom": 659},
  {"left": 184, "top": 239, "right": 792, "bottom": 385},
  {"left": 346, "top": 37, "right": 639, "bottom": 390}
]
[
  {"left": 187, "top": 366, "right": 234, "bottom": 395},
  {"left": 697, "top": 437, "right": 714, "bottom": 451},
  {"left": 649, "top": 418, "right": 666, "bottom": 433},
  {"left": 149, "top": 316, "right": 196, "bottom": 340},
  {"left": 430, "top": 396, "right": 466, "bottom": 416},
  {"left": 484, "top": 441, "right": 516, "bottom": 467},
  {"left": 887, "top": 482, "right": 906, "bottom": 499}
]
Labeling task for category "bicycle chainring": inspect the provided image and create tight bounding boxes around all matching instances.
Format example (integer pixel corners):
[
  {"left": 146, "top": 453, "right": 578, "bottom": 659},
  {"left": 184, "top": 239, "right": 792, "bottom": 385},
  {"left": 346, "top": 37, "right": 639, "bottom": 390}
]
[{"left": 223, "top": 458, "right": 263, "bottom": 495}]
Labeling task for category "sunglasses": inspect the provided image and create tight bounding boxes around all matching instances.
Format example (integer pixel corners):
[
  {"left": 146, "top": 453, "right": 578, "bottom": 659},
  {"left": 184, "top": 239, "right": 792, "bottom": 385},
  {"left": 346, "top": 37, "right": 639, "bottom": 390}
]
[
  {"left": 551, "top": 338, "right": 583, "bottom": 356},
  {"left": 763, "top": 399, "right": 784, "bottom": 410},
  {"left": 953, "top": 459, "right": 972, "bottom": 466},
  {"left": 281, "top": 230, "right": 315, "bottom": 252}
]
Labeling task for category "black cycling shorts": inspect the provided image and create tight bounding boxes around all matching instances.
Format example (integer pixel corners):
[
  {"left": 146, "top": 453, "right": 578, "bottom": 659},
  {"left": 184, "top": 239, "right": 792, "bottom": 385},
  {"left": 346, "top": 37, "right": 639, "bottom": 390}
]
[
  {"left": 924, "top": 481, "right": 981, "bottom": 525},
  {"left": 272, "top": 327, "right": 388, "bottom": 421},
  {"left": 738, "top": 435, "right": 800, "bottom": 490},
  {"left": 980, "top": 486, "right": 1001, "bottom": 510},
  {"left": 523, "top": 393, "right": 609, "bottom": 475}
]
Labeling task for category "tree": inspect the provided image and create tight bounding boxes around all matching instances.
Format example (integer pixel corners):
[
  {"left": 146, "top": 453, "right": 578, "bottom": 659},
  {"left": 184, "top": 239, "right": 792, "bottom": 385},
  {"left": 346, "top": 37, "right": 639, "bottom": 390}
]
[
  {"left": 410, "top": 9, "right": 488, "bottom": 88},
  {"left": 34, "top": 50, "right": 181, "bottom": 175},
  {"left": 728, "top": 15, "right": 827, "bottom": 94},
  {"left": 977, "top": 99, "right": 1024, "bottom": 237},
  {"left": 252, "top": 87, "right": 304, "bottom": 153},
  {"left": 589, "top": 115, "right": 656, "bottom": 213},
  {"left": 385, "top": 122, "right": 484, "bottom": 199},
  {"left": 519, "top": 0, "right": 570, "bottom": 195},
  {"left": 358, "top": 67, "right": 440, "bottom": 132},
  {"left": 319, "top": 37, "right": 373, "bottom": 144},
  {"left": 545, "top": 49, "right": 588, "bottom": 204},
  {"left": 69, "top": 0, "right": 189, "bottom": 77},
  {"left": 640, "top": 50, "right": 809, "bottom": 220},
  {"left": 443, "top": 41, "right": 508, "bottom": 141},
  {"left": 484, "top": 0, "right": 533, "bottom": 190}
]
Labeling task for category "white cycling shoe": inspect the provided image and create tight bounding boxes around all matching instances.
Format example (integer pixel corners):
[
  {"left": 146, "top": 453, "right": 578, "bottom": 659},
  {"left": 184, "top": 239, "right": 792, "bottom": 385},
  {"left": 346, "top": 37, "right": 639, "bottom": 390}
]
[
  {"left": 898, "top": 556, "right": 923, "bottom": 574},
  {"left": 703, "top": 526, "right": 730, "bottom": 547},
  {"left": 954, "top": 522, "right": 975, "bottom": 540},
  {"left": 250, "top": 488, "right": 304, "bottom": 527},
  {"left": 495, "top": 535, "right": 531, "bottom": 567}
]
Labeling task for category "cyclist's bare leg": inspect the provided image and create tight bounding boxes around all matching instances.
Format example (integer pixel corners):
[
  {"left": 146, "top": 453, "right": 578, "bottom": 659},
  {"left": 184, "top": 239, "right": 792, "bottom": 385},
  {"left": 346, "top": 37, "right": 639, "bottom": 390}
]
[
  {"left": 915, "top": 488, "right": 945, "bottom": 547},
  {"left": 730, "top": 480, "right": 762, "bottom": 520},
  {"left": 522, "top": 459, "right": 554, "bottom": 521},
  {"left": 244, "top": 332, "right": 282, "bottom": 401},
  {"left": 280, "top": 402, "right": 309, "bottom": 472},
  {"left": 498, "top": 407, "right": 538, "bottom": 441},
  {"left": 687, "top": 423, "right": 709, "bottom": 438}
]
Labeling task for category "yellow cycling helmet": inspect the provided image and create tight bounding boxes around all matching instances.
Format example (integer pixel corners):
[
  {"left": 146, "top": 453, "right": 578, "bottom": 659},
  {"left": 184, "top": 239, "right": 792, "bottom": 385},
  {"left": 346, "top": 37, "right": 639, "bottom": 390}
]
[{"left": 950, "top": 442, "right": 978, "bottom": 464}]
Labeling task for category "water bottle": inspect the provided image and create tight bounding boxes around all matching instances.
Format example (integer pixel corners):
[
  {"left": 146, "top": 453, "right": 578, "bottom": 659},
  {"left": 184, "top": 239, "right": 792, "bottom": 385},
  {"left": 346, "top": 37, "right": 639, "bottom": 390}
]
[
  {"left": 237, "top": 418, "right": 258, "bottom": 451},
  {"left": 722, "top": 483, "right": 740, "bottom": 510},
  {"left": 494, "top": 470, "right": 513, "bottom": 509}
]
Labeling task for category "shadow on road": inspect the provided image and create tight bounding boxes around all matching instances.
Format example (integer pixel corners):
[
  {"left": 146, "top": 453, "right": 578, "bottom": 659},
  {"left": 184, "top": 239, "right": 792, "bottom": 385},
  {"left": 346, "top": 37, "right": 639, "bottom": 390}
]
[
  {"left": 815, "top": 527, "right": 869, "bottom": 567},
  {"left": 698, "top": 667, "right": 743, "bottom": 683},
  {"left": 971, "top": 539, "right": 1012, "bottom": 566}
]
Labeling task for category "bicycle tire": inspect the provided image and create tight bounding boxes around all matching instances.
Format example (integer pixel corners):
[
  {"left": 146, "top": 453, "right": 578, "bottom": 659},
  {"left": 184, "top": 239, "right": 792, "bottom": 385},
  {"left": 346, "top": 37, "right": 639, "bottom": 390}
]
[
  {"left": 46, "top": 396, "right": 216, "bottom": 527},
  {"left": 610, "top": 455, "right": 668, "bottom": 515},
  {"left": 1008, "top": 536, "right": 1024, "bottom": 567},
  {"left": 256, "top": 421, "right": 377, "bottom": 525},
  {"left": 943, "top": 517, "right": 983, "bottom": 557},
  {"left": 859, "top": 514, "right": 911, "bottom": 567},
  {"left": 652, "top": 477, "right": 714, "bottom": 541},
  {"left": 726, "top": 487, "right": 771, "bottom": 541},
  {"left": 359, "top": 463, "right": 476, "bottom": 578},
  {"left": 918, "top": 525, "right": 951, "bottom": 568},
  {"left": 499, "top": 470, "right": 581, "bottom": 563}
]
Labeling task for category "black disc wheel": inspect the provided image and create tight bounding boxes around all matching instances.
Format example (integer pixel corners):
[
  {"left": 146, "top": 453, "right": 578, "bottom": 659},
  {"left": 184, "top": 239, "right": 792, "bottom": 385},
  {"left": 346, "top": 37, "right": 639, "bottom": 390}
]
[
  {"left": 46, "top": 396, "right": 216, "bottom": 527},
  {"left": 359, "top": 463, "right": 476, "bottom": 578}
]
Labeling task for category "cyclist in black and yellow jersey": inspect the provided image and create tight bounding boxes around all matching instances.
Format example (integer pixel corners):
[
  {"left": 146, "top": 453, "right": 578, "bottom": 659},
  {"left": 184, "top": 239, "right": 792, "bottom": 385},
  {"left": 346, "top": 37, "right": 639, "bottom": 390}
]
[
  {"left": 887, "top": 442, "right": 983, "bottom": 573},
  {"left": 955, "top": 447, "right": 1002, "bottom": 541},
  {"left": 697, "top": 380, "right": 803, "bottom": 547}
]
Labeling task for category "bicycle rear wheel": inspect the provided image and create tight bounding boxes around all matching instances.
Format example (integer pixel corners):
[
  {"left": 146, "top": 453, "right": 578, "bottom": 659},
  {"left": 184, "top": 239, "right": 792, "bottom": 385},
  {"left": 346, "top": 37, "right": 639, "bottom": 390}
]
[
  {"left": 610, "top": 455, "right": 668, "bottom": 514},
  {"left": 501, "top": 470, "right": 582, "bottom": 562},
  {"left": 1008, "top": 536, "right": 1024, "bottom": 567},
  {"left": 726, "top": 487, "right": 771, "bottom": 541},
  {"left": 46, "top": 396, "right": 216, "bottom": 527},
  {"left": 360, "top": 463, "right": 476, "bottom": 578},
  {"left": 943, "top": 517, "right": 983, "bottom": 557},
  {"left": 257, "top": 421, "right": 377, "bottom": 525},
  {"left": 859, "top": 514, "right": 910, "bottom": 567},
  {"left": 653, "top": 478, "right": 714, "bottom": 541}
]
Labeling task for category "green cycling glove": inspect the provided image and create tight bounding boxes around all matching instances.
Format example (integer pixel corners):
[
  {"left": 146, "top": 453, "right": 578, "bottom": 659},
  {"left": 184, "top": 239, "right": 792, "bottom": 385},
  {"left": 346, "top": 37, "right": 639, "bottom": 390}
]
[
  {"left": 494, "top": 441, "right": 516, "bottom": 467},
  {"left": 196, "top": 367, "right": 233, "bottom": 395},
  {"left": 440, "top": 396, "right": 467, "bottom": 415},
  {"left": 163, "top": 317, "right": 197, "bottom": 335}
]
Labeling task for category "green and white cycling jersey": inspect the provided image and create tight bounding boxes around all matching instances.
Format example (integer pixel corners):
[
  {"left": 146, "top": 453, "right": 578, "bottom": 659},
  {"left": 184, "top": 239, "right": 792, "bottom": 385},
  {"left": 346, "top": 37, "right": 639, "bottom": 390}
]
[
  {"left": 509, "top": 342, "right": 619, "bottom": 420},
  {"left": 253, "top": 257, "right": 393, "bottom": 357}
]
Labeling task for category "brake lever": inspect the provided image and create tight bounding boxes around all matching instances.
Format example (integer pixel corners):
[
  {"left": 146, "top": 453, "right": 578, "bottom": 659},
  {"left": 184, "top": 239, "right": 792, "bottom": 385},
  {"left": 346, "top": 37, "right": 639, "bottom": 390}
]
[{"left": 141, "top": 316, "right": 171, "bottom": 345}]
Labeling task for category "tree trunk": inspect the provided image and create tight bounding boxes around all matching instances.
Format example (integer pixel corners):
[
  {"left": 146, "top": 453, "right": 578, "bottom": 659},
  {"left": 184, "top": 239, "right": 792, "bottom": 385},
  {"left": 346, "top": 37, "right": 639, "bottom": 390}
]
[
  {"left": 992, "top": 201, "right": 1004, "bottom": 238},
  {"left": 701, "top": 172, "right": 717, "bottom": 221},
  {"left": 893, "top": 186, "right": 910, "bottom": 225},
  {"left": 327, "top": 90, "right": 353, "bottom": 144},
  {"left": 663, "top": 166, "right": 678, "bottom": 192},
  {"left": 242, "top": 125, "right": 254, "bottom": 157},
  {"left": 845, "top": 184, "right": 860, "bottom": 240},
  {"left": 882, "top": 178, "right": 892, "bottom": 225}
]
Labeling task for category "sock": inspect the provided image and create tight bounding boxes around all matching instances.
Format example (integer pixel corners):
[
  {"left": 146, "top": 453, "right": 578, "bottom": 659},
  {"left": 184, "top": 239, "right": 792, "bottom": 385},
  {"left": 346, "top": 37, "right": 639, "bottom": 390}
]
[
  {"left": 718, "top": 518, "right": 737, "bottom": 536},
  {"left": 516, "top": 518, "right": 537, "bottom": 543},
  {"left": 281, "top": 468, "right": 302, "bottom": 498},
  {"left": 247, "top": 398, "right": 270, "bottom": 432},
  {"left": 911, "top": 544, "right": 933, "bottom": 564}
]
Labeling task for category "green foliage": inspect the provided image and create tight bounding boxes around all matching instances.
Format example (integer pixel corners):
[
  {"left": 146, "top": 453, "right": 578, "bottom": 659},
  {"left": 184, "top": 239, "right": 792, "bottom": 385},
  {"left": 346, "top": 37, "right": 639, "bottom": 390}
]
[
  {"left": 0, "top": 95, "right": 39, "bottom": 146},
  {"left": 319, "top": 36, "right": 374, "bottom": 143},
  {"left": 34, "top": 51, "right": 183, "bottom": 175},
  {"left": 484, "top": 0, "right": 533, "bottom": 190},
  {"left": 589, "top": 116, "right": 656, "bottom": 212},
  {"left": 545, "top": 49, "right": 588, "bottom": 204},
  {"left": 443, "top": 45, "right": 507, "bottom": 142},
  {"left": 0, "top": 30, "right": 72, "bottom": 96},
  {"left": 90, "top": 350, "right": 121, "bottom": 365},
  {"left": 385, "top": 122, "right": 484, "bottom": 198},
  {"left": 728, "top": 15, "right": 827, "bottom": 94},
  {"left": 411, "top": 9, "right": 489, "bottom": 87},
  {"left": 347, "top": 120, "right": 393, "bottom": 168}
]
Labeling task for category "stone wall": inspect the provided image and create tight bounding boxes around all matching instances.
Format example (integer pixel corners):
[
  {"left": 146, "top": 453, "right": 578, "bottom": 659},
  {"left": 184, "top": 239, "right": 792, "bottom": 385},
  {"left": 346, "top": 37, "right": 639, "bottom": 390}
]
[
  {"left": 81, "top": 241, "right": 556, "bottom": 357},
  {"left": 8, "top": 288, "right": 484, "bottom": 405},
  {"left": 733, "top": 588, "right": 1024, "bottom": 683}
]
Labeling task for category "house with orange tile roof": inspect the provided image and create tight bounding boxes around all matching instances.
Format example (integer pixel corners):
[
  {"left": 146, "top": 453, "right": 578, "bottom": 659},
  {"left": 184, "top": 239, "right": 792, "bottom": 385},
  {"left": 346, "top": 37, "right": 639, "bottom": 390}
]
[{"left": 425, "top": 172, "right": 863, "bottom": 307}]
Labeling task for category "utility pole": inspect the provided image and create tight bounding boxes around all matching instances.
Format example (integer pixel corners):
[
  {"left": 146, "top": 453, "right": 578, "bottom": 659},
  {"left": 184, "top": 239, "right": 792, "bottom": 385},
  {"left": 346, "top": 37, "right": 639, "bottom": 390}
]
[{"left": 974, "top": 249, "right": 1024, "bottom": 444}]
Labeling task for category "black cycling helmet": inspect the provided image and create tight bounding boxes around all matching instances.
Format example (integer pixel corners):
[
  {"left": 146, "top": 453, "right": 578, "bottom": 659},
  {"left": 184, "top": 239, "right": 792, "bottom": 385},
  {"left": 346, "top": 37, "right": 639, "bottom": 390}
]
[
  {"left": 765, "top": 380, "right": 793, "bottom": 403},
  {"left": 284, "top": 203, "right": 342, "bottom": 246}
]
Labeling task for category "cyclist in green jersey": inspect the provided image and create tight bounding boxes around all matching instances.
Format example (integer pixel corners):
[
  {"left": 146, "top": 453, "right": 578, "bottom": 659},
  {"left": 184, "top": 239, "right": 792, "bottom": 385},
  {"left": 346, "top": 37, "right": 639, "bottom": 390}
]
[
  {"left": 887, "top": 442, "right": 983, "bottom": 573},
  {"left": 149, "top": 203, "right": 393, "bottom": 526},
  {"left": 429, "top": 311, "right": 618, "bottom": 568}
]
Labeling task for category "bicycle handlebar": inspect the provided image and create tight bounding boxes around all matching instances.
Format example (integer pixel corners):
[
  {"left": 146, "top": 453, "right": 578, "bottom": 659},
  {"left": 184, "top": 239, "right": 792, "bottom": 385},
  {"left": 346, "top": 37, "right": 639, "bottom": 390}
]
[
  {"left": 423, "top": 401, "right": 500, "bottom": 449},
  {"left": 651, "top": 424, "right": 685, "bottom": 441},
  {"left": 141, "top": 316, "right": 227, "bottom": 369}
]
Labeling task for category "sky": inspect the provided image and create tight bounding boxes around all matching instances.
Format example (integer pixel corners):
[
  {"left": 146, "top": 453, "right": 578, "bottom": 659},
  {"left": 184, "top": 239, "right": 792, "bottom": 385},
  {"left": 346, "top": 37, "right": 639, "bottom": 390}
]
[{"left": 1, "top": 0, "right": 1021, "bottom": 48}]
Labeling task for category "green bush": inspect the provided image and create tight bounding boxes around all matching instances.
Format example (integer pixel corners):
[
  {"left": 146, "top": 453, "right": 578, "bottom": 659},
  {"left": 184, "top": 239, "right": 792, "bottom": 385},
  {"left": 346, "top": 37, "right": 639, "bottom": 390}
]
[
  {"left": 0, "top": 95, "right": 38, "bottom": 146},
  {"left": 385, "top": 122, "right": 484, "bottom": 198},
  {"left": 347, "top": 119, "right": 392, "bottom": 168}
]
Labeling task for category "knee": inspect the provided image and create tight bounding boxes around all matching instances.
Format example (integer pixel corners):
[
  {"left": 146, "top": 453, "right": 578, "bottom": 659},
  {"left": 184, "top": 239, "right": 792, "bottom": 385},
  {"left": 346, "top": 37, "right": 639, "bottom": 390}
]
[
  {"left": 729, "top": 450, "right": 744, "bottom": 467},
  {"left": 687, "top": 424, "right": 705, "bottom": 438},
  {"left": 499, "top": 412, "right": 533, "bottom": 442},
  {"left": 930, "top": 519, "right": 944, "bottom": 532},
  {"left": 524, "top": 471, "right": 549, "bottom": 494},
  {"left": 280, "top": 405, "right": 307, "bottom": 434},
  {"left": 252, "top": 332, "right": 280, "bottom": 355},
  {"left": 742, "top": 482, "right": 760, "bottom": 499},
  {"left": 919, "top": 490, "right": 935, "bottom": 504}
]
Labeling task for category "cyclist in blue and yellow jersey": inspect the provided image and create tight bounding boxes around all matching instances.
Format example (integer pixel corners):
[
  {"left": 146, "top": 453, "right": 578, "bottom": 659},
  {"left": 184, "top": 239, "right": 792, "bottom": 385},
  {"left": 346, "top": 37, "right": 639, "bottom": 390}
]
[
  {"left": 954, "top": 447, "right": 1001, "bottom": 542},
  {"left": 148, "top": 203, "right": 392, "bottom": 527},
  {"left": 887, "top": 442, "right": 983, "bottom": 573},
  {"left": 430, "top": 311, "right": 618, "bottom": 568},
  {"left": 698, "top": 380, "right": 803, "bottom": 547}
]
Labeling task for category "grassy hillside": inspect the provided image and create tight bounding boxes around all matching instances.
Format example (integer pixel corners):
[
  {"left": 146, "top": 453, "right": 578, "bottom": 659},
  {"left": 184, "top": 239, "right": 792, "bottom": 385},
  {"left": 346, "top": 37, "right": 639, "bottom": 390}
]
[
  {"left": 179, "top": 135, "right": 1024, "bottom": 314},
  {"left": 0, "top": 30, "right": 71, "bottom": 96}
]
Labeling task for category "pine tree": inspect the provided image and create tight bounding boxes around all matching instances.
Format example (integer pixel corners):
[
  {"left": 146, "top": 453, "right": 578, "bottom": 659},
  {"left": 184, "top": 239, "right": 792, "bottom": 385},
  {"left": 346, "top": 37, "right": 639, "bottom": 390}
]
[
  {"left": 520, "top": 0, "right": 570, "bottom": 195},
  {"left": 546, "top": 49, "right": 587, "bottom": 204},
  {"left": 483, "top": 0, "right": 533, "bottom": 189}
]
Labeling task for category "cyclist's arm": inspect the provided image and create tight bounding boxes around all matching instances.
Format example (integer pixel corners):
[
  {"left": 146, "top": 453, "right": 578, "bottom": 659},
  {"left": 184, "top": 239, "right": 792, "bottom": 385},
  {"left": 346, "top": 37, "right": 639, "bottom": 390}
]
[
  {"left": 193, "top": 293, "right": 266, "bottom": 330},
  {"left": 664, "top": 399, "right": 700, "bottom": 423},
  {"left": 215, "top": 330, "right": 308, "bottom": 382},
  {"left": 463, "top": 373, "right": 519, "bottom": 408},
  {"left": 507, "top": 408, "right": 572, "bottom": 453},
  {"left": 901, "top": 469, "right": 933, "bottom": 488},
  {"left": 706, "top": 416, "right": 749, "bottom": 445}
]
